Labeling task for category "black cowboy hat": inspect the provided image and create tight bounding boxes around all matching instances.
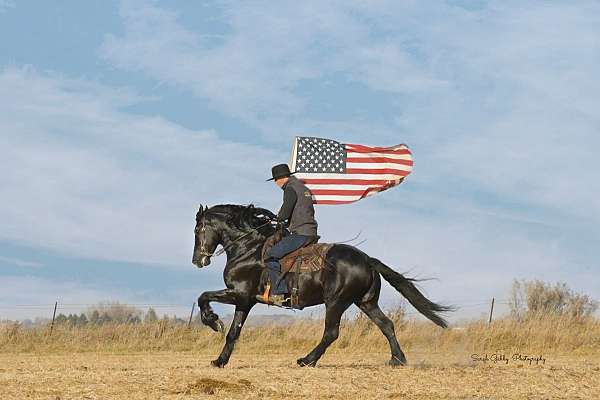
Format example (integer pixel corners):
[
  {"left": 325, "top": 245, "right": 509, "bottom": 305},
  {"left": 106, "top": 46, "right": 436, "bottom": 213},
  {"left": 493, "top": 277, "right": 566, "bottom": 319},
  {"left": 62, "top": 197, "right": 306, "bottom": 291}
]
[{"left": 266, "top": 163, "right": 295, "bottom": 181}]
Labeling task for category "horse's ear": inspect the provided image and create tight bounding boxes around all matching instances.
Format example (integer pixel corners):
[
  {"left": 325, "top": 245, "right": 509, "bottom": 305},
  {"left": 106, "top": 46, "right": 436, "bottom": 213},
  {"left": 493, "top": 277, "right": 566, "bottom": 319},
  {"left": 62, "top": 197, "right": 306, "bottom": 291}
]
[{"left": 198, "top": 204, "right": 203, "bottom": 213}]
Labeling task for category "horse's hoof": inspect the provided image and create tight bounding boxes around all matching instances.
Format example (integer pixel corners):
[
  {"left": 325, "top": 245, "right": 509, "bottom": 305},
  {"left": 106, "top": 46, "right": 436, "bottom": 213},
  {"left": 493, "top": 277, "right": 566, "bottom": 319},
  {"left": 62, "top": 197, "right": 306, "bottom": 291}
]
[
  {"left": 388, "top": 355, "right": 407, "bottom": 367},
  {"left": 210, "top": 359, "right": 225, "bottom": 368},
  {"left": 216, "top": 319, "right": 225, "bottom": 333},
  {"left": 207, "top": 318, "right": 225, "bottom": 333},
  {"left": 297, "top": 357, "right": 316, "bottom": 367},
  {"left": 202, "top": 312, "right": 222, "bottom": 332}
]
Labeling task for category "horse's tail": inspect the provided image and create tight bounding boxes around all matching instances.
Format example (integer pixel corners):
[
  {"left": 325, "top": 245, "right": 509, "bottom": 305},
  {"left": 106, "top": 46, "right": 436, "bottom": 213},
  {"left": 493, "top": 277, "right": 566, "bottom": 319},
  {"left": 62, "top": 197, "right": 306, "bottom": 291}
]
[{"left": 368, "top": 257, "right": 455, "bottom": 328}]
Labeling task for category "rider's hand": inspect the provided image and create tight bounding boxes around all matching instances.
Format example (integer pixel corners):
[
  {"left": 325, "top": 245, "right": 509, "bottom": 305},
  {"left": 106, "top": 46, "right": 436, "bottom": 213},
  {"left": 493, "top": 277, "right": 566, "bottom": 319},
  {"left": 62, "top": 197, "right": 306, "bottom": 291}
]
[{"left": 273, "top": 218, "right": 288, "bottom": 232}]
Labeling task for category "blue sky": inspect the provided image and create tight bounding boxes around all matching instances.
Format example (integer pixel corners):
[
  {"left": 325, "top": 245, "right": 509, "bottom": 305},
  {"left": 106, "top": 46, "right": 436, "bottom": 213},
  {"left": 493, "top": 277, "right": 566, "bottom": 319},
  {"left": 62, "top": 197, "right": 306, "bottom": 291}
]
[{"left": 1, "top": 0, "right": 598, "bottom": 322}]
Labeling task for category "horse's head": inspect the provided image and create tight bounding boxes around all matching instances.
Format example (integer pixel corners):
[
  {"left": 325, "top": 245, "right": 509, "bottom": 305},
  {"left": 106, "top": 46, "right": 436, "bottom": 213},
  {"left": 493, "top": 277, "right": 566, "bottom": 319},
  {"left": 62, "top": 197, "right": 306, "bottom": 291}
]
[
  {"left": 192, "top": 203, "right": 276, "bottom": 268},
  {"left": 192, "top": 204, "right": 221, "bottom": 268}
]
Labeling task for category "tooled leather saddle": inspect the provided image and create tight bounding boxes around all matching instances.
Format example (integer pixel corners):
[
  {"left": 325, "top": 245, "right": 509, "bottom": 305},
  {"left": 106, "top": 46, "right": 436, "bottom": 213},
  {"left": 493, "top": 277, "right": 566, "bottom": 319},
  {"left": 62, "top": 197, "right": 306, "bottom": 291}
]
[{"left": 261, "top": 230, "right": 333, "bottom": 273}]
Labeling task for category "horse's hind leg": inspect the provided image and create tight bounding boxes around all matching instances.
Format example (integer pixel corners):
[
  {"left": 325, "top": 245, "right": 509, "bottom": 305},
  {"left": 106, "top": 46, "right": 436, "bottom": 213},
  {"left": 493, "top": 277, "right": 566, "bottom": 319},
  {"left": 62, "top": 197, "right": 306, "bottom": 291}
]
[
  {"left": 357, "top": 300, "right": 407, "bottom": 366},
  {"left": 297, "top": 299, "right": 351, "bottom": 367}
]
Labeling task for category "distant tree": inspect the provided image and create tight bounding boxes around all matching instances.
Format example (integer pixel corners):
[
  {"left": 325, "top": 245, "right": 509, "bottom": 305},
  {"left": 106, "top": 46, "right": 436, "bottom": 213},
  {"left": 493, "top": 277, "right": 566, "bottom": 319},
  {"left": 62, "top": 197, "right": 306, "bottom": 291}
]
[
  {"left": 86, "top": 302, "right": 143, "bottom": 324},
  {"left": 144, "top": 308, "right": 158, "bottom": 323},
  {"left": 55, "top": 313, "right": 67, "bottom": 325},
  {"left": 34, "top": 317, "right": 50, "bottom": 327},
  {"left": 89, "top": 310, "right": 100, "bottom": 325},
  {"left": 21, "top": 319, "right": 33, "bottom": 328},
  {"left": 67, "top": 314, "right": 78, "bottom": 326},
  {"left": 99, "top": 312, "right": 112, "bottom": 325},
  {"left": 78, "top": 313, "right": 88, "bottom": 326}
]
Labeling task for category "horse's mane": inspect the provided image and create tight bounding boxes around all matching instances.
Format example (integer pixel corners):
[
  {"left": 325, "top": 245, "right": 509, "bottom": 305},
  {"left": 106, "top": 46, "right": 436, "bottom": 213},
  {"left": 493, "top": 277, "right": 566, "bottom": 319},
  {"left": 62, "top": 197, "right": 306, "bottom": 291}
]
[{"left": 206, "top": 204, "right": 276, "bottom": 232}]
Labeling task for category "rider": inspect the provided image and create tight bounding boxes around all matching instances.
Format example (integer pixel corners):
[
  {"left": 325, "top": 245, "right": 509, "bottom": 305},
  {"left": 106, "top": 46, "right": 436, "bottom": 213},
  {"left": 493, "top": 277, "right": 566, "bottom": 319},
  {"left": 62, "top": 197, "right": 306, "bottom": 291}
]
[{"left": 261, "top": 163, "right": 318, "bottom": 306}]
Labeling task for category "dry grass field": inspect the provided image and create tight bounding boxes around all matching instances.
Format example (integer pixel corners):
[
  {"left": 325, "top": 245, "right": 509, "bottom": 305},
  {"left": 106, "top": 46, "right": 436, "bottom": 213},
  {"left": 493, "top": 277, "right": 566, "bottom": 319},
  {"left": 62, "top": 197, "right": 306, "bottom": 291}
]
[
  {"left": 1, "top": 315, "right": 599, "bottom": 399},
  {"left": 2, "top": 351, "right": 599, "bottom": 400}
]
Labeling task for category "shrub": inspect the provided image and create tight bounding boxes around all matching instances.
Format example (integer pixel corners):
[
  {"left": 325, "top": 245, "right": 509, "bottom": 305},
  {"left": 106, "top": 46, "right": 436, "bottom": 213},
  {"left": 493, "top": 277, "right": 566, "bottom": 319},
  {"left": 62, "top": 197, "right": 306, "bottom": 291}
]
[{"left": 509, "top": 279, "right": 598, "bottom": 320}]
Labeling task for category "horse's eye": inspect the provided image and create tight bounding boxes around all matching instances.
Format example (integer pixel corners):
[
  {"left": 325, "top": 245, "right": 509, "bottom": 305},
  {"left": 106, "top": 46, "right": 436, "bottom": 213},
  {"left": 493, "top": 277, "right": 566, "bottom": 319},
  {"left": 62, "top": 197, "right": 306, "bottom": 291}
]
[{"left": 194, "top": 227, "right": 200, "bottom": 234}]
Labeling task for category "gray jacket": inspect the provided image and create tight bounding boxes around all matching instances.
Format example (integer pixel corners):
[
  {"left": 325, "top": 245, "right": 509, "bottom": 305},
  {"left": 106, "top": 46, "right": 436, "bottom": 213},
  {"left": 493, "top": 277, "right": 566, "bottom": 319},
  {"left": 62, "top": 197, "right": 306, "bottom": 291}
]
[{"left": 276, "top": 175, "right": 318, "bottom": 236}]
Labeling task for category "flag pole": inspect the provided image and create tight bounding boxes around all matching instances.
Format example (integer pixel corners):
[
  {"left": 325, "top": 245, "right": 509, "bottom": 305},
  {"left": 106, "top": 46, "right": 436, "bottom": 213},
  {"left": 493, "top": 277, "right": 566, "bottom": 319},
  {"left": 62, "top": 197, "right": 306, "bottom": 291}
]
[{"left": 290, "top": 136, "right": 298, "bottom": 171}]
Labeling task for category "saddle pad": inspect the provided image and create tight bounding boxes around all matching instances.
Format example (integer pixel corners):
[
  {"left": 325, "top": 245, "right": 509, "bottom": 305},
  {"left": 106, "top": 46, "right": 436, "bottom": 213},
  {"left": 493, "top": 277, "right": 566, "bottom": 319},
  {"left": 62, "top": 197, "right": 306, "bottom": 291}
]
[
  {"left": 280, "top": 243, "right": 334, "bottom": 273},
  {"left": 262, "top": 235, "right": 334, "bottom": 273}
]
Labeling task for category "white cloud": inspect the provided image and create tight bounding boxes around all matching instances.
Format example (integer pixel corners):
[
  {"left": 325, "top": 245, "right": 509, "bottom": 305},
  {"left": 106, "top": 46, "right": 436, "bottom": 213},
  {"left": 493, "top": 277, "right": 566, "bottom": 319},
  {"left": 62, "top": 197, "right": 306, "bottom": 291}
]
[
  {"left": 410, "top": 2, "right": 600, "bottom": 222},
  {"left": 0, "top": 0, "right": 14, "bottom": 13},
  {"left": 99, "top": 1, "right": 441, "bottom": 140},
  {"left": 100, "top": 1, "right": 600, "bottom": 227},
  {"left": 0, "top": 67, "right": 279, "bottom": 266}
]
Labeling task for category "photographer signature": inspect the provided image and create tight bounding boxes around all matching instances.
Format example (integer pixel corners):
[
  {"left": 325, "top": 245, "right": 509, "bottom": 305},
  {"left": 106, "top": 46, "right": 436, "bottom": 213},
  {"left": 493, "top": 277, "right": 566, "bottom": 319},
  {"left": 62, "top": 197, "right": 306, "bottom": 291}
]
[{"left": 471, "top": 352, "right": 546, "bottom": 365}]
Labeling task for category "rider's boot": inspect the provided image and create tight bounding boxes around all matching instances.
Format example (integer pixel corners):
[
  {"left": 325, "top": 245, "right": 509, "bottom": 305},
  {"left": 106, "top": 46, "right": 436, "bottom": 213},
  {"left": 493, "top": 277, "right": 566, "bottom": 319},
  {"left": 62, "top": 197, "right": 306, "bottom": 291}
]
[{"left": 256, "top": 282, "right": 290, "bottom": 306}]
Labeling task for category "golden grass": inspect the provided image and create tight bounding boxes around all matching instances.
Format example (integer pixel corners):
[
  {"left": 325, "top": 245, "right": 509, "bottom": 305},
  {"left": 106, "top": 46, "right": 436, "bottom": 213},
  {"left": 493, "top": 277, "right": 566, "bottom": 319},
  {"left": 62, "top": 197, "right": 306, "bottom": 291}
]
[
  {"left": 2, "top": 314, "right": 599, "bottom": 356},
  {"left": 2, "top": 315, "right": 599, "bottom": 399}
]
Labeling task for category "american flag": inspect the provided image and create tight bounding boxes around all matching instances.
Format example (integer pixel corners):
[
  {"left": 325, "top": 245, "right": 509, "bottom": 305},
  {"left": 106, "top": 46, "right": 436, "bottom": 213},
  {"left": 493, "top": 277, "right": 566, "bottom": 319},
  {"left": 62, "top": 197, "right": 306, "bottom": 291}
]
[{"left": 290, "top": 136, "right": 413, "bottom": 205}]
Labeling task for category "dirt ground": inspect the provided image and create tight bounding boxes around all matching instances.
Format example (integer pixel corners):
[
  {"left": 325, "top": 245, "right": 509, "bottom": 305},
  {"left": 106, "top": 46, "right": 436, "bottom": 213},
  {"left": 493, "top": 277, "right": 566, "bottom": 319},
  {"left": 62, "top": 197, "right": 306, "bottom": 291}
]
[{"left": 1, "top": 350, "right": 598, "bottom": 400}]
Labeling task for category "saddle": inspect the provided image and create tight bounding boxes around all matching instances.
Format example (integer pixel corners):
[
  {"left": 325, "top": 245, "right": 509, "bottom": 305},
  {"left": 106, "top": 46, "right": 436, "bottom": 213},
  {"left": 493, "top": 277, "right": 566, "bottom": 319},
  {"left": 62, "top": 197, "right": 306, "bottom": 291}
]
[
  {"left": 260, "top": 231, "right": 333, "bottom": 309},
  {"left": 261, "top": 231, "right": 333, "bottom": 273}
]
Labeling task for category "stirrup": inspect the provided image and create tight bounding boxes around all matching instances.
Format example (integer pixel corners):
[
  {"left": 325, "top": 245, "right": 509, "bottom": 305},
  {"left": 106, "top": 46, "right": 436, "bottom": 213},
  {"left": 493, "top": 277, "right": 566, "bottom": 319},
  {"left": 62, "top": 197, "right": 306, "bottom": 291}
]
[
  {"left": 262, "top": 294, "right": 291, "bottom": 307},
  {"left": 270, "top": 294, "right": 290, "bottom": 306}
]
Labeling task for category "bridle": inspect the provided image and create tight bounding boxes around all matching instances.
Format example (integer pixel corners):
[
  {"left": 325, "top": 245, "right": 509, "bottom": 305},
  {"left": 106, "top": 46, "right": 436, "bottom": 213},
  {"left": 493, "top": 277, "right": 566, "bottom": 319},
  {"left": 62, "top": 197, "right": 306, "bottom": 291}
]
[
  {"left": 196, "top": 217, "right": 217, "bottom": 258},
  {"left": 196, "top": 216, "right": 272, "bottom": 259}
]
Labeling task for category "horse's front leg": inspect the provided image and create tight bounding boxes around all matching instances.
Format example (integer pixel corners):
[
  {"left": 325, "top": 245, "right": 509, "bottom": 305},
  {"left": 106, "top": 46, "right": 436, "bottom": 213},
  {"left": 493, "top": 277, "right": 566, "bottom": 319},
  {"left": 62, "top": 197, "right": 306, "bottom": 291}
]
[
  {"left": 211, "top": 305, "right": 253, "bottom": 368},
  {"left": 197, "top": 289, "right": 238, "bottom": 332}
]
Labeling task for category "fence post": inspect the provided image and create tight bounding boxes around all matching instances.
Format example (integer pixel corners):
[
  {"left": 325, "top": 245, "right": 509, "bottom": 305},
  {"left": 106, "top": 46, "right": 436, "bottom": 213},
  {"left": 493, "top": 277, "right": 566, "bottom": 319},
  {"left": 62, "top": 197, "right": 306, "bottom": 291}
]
[
  {"left": 187, "top": 302, "right": 196, "bottom": 328},
  {"left": 488, "top": 298, "right": 495, "bottom": 325},
  {"left": 49, "top": 301, "right": 58, "bottom": 336}
]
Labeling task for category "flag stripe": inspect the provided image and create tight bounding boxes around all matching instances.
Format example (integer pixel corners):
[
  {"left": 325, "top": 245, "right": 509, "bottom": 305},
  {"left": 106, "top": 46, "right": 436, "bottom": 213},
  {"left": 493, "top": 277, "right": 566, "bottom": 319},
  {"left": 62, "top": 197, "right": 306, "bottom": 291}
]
[
  {"left": 346, "top": 143, "right": 410, "bottom": 153},
  {"left": 310, "top": 188, "right": 379, "bottom": 196},
  {"left": 346, "top": 162, "right": 412, "bottom": 170},
  {"left": 345, "top": 168, "right": 411, "bottom": 175},
  {"left": 314, "top": 199, "right": 355, "bottom": 205},
  {"left": 304, "top": 184, "right": 382, "bottom": 190},
  {"left": 346, "top": 142, "right": 408, "bottom": 149},
  {"left": 297, "top": 173, "right": 408, "bottom": 180},
  {"left": 346, "top": 157, "right": 413, "bottom": 165},
  {"left": 300, "top": 178, "right": 402, "bottom": 185},
  {"left": 312, "top": 194, "right": 374, "bottom": 201},
  {"left": 345, "top": 148, "right": 409, "bottom": 155},
  {"left": 347, "top": 151, "right": 412, "bottom": 160}
]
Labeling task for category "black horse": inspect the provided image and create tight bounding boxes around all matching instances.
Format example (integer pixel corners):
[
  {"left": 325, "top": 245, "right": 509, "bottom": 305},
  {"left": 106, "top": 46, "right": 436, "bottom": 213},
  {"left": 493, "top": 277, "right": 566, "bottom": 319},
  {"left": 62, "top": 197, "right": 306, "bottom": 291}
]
[{"left": 192, "top": 203, "right": 454, "bottom": 368}]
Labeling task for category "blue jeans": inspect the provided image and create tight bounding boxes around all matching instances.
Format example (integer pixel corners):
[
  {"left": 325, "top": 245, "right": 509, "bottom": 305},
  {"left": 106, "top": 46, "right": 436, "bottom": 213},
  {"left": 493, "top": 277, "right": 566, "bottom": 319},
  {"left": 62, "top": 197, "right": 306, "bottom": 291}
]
[{"left": 266, "top": 233, "right": 312, "bottom": 295}]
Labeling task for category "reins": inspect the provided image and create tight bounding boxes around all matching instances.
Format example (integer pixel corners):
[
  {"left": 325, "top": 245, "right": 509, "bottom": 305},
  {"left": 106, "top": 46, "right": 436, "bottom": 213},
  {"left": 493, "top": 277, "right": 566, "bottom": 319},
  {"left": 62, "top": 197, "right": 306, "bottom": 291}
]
[{"left": 197, "top": 205, "right": 365, "bottom": 261}]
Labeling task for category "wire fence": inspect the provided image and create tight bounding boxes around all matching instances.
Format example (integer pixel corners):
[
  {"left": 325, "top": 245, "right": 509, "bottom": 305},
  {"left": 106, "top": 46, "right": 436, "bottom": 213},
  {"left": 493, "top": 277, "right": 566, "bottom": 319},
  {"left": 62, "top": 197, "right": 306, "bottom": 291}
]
[
  {"left": 0, "top": 299, "right": 514, "bottom": 308},
  {"left": 0, "top": 298, "right": 515, "bottom": 321}
]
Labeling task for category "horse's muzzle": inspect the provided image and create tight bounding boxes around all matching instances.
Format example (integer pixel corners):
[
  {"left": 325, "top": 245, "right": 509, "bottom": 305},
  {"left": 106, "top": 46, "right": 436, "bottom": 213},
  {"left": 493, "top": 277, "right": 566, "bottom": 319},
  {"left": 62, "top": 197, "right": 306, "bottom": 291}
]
[{"left": 193, "top": 256, "right": 211, "bottom": 268}]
